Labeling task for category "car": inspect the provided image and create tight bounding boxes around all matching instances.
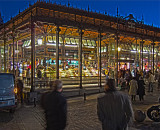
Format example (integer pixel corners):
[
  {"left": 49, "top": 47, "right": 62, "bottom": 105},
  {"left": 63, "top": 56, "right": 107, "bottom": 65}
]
[{"left": 0, "top": 73, "right": 17, "bottom": 113}]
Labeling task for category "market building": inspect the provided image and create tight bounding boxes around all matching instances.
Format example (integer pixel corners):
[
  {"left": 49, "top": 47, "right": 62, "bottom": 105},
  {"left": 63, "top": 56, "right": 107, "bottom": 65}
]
[{"left": 0, "top": 1, "right": 160, "bottom": 91}]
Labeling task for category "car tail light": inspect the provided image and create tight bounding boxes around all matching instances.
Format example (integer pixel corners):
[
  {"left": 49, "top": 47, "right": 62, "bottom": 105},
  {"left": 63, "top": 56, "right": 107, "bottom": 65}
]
[{"left": 14, "top": 88, "right": 18, "bottom": 94}]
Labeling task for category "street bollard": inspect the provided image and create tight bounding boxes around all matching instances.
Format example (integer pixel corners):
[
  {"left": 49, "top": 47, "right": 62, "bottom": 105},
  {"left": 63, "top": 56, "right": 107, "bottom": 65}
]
[
  {"left": 84, "top": 92, "right": 86, "bottom": 101},
  {"left": 34, "top": 98, "right": 36, "bottom": 107}
]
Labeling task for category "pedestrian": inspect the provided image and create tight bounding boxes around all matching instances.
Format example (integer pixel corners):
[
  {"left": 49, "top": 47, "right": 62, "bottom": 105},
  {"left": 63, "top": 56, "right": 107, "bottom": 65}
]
[
  {"left": 17, "top": 79, "right": 24, "bottom": 104},
  {"left": 136, "top": 71, "right": 141, "bottom": 82},
  {"left": 106, "top": 72, "right": 109, "bottom": 83},
  {"left": 41, "top": 80, "right": 67, "bottom": 130},
  {"left": 97, "top": 79, "right": 133, "bottom": 130},
  {"left": 22, "top": 70, "right": 26, "bottom": 83},
  {"left": 155, "top": 70, "right": 159, "bottom": 81},
  {"left": 37, "top": 69, "right": 42, "bottom": 79},
  {"left": 129, "top": 77, "right": 138, "bottom": 101},
  {"left": 143, "top": 69, "right": 146, "bottom": 78},
  {"left": 119, "top": 76, "right": 126, "bottom": 90},
  {"left": 125, "top": 70, "right": 132, "bottom": 91},
  {"left": 148, "top": 72, "right": 154, "bottom": 92},
  {"left": 26, "top": 68, "right": 30, "bottom": 86},
  {"left": 137, "top": 76, "right": 145, "bottom": 101}
]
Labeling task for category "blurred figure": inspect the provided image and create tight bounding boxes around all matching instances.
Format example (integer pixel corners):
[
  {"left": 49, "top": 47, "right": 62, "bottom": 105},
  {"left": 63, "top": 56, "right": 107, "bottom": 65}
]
[
  {"left": 119, "top": 76, "right": 126, "bottom": 90},
  {"left": 143, "top": 69, "right": 146, "bottom": 78},
  {"left": 17, "top": 79, "right": 24, "bottom": 104},
  {"left": 106, "top": 72, "right": 109, "bottom": 83},
  {"left": 136, "top": 71, "right": 141, "bottom": 82},
  {"left": 97, "top": 79, "right": 133, "bottom": 130},
  {"left": 137, "top": 76, "right": 145, "bottom": 101},
  {"left": 41, "top": 80, "right": 67, "bottom": 130},
  {"left": 22, "top": 70, "right": 26, "bottom": 83},
  {"left": 125, "top": 70, "right": 132, "bottom": 91},
  {"left": 129, "top": 77, "right": 138, "bottom": 101},
  {"left": 37, "top": 69, "right": 42, "bottom": 79},
  {"left": 26, "top": 68, "right": 30, "bottom": 86},
  {"left": 155, "top": 70, "right": 159, "bottom": 81},
  {"left": 148, "top": 72, "right": 154, "bottom": 92}
]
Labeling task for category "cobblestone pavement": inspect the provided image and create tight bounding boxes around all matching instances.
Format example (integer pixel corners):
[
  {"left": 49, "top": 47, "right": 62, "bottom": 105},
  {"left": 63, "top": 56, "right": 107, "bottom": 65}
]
[{"left": 0, "top": 84, "right": 160, "bottom": 130}]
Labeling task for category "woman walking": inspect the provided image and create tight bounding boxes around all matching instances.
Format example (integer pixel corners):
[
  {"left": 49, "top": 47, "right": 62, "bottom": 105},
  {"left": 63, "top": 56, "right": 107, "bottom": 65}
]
[
  {"left": 137, "top": 76, "right": 145, "bottom": 101},
  {"left": 129, "top": 77, "right": 138, "bottom": 101}
]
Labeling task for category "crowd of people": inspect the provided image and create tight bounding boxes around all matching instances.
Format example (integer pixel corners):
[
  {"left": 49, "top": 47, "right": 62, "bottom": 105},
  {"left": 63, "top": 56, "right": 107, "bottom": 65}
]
[
  {"left": 117, "top": 68, "right": 160, "bottom": 102},
  {"left": 14, "top": 68, "right": 160, "bottom": 130}
]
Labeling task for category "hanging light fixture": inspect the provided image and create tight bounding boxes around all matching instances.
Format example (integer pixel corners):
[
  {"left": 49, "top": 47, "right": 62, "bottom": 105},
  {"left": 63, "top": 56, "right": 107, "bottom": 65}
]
[{"left": 38, "top": 39, "right": 43, "bottom": 45}]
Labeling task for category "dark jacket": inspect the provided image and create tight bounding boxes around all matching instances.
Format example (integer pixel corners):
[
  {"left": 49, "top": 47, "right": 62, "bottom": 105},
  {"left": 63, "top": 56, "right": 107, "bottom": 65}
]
[
  {"left": 41, "top": 91, "right": 67, "bottom": 130},
  {"left": 97, "top": 91, "right": 133, "bottom": 130},
  {"left": 137, "top": 80, "right": 145, "bottom": 96},
  {"left": 17, "top": 80, "right": 23, "bottom": 92}
]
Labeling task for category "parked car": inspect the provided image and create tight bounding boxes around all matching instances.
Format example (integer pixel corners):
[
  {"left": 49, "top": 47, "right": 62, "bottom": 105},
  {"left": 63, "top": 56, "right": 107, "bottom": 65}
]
[{"left": 0, "top": 73, "right": 17, "bottom": 113}]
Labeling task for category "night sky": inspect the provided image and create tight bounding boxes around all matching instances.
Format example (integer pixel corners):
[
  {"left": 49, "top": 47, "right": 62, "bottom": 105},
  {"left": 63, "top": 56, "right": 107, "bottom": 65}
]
[{"left": 0, "top": 0, "right": 160, "bottom": 27}]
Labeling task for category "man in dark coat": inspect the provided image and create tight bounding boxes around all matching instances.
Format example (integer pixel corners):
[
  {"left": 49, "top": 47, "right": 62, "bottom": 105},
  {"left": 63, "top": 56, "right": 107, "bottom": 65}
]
[
  {"left": 17, "top": 79, "right": 24, "bottom": 104},
  {"left": 137, "top": 76, "right": 145, "bottom": 101},
  {"left": 97, "top": 79, "right": 133, "bottom": 130},
  {"left": 41, "top": 80, "right": 67, "bottom": 130}
]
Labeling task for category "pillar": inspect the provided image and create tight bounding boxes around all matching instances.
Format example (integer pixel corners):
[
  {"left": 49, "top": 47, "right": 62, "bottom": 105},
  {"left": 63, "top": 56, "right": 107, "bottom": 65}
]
[
  {"left": 156, "top": 46, "right": 158, "bottom": 70},
  {"left": 44, "top": 34, "right": 47, "bottom": 71},
  {"left": 12, "top": 22, "right": 15, "bottom": 75},
  {"left": 30, "top": 20, "right": 35, "bottom": 92},
  {"left": 56, "top": 26, "right": 61, "bottom": 79},
  {"left": 140, "top": 40, "right": 144, "bottom": 71},
  {"left": 106, "top": 43, "right": 108, "bottom": 71},
  {"left": 12, "top": 36, "right": 15, "bottom": 74},
  {"left": 148, "top": 46, "right": 150, "bottom": 70},
  {"left": 22, "top": 45, "right": 24, "bottom": 73},
  {"left": 135, "top": 39, "right": 138, "bottom": 67},
  {"left": 108, "top": 38, "right": 111, "bottom": 77},
  {"left": 3, "top": 26, "right": 6, "bottom": 73},
  {"left": 98, "top": 32, "right": 102, "bottom": 87},
  {"left": 114, "top": 34, "right": 119, "bottom": 86},
  {"left": 79, "top": 29, "right": 83, "bottom": 89},
  {"left": 16, "top": 40, "right": 18, "bottom": 70},
  {"left": 139, "top": 41, "right": 141, "bottom": 71},
  {"left": 62, "top": 35, "right": 65, "bottom": 70},
  {"left": 152, "top": 42, "right": 155, "bottom": 74}
]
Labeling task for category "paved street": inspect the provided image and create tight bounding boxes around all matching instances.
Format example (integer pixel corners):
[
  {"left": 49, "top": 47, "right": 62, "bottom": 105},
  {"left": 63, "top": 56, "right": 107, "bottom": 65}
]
[{"left": 0, "top": 85, "right": 160, "bottom": 130}]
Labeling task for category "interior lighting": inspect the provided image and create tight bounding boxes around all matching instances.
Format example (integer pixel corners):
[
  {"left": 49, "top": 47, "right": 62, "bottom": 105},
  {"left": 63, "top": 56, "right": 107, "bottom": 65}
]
[
  {"left": 85, "top": 46, "right": 95, "bottom": 48},
  {"left": 15, "top": 50, "right": 19, "bottom": 53},
  {"left": 143, "top": 51, "right": 148, "bottom": 54},
  {"left": 38, "top": 39, "right": 43, "bottom": 45},
  {"left": 88, "top": 57, "right": 92, "bottom": 59},
  {"left": 46, "top": 43, "right": 56, "bottom": 46},
  {"left": 65, "top": 44, "right": 78, "bottom": 47},
  {"left": 118, "top": 47, "right": 121, "bottom": 51},
  {"left": 25, "top": 46, "right": 31, "bottom": 48},
  {"left": 131, "top": 50, "right": 137, "bottom": 53}
]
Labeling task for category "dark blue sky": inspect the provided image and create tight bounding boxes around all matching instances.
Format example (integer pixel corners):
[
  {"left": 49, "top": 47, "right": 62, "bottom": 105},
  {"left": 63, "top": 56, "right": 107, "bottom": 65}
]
[{"left": 0, "top": 0, "right": 160, "bottom": 27}]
